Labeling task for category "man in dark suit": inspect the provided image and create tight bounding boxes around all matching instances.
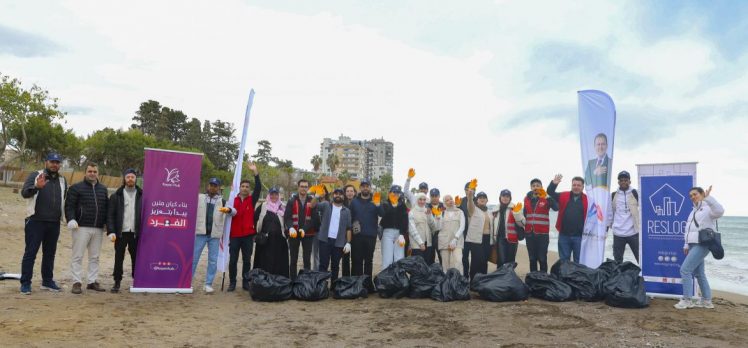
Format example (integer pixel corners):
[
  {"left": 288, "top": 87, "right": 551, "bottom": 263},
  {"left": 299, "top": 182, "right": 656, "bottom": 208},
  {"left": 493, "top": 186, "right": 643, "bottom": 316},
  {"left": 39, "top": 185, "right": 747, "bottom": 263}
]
[{"left": 584, "top": 133, "right": 611, "bottom": 189}]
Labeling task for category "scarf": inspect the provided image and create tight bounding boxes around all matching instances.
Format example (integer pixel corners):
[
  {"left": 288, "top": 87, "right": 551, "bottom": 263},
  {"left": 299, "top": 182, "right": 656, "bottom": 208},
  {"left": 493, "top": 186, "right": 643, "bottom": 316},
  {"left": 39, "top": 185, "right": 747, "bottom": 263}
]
[{"left": 265, "top": 196, "right": 285, "bottom": 217}]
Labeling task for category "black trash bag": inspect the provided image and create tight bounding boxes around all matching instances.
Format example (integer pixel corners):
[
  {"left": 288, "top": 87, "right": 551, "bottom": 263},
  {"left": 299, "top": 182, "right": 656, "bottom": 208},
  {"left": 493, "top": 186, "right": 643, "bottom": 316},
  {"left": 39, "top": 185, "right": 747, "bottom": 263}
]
[
  {"left": 550, "top": 259, "right": 606, "bottom": 301},
  {"left": 292, "top": 269, "right": 331, "bottom": 301},
  {"left": 524, "top": 271, "right": 574, "bottom": 302},
  {"left": 409, "top": 263, "right": 445, "bottom": 298},
  {"left": 601, "top": 263, "right": 642, "bottom": 297},
  {"left": 597, "top": 259, "right": 621, "bottom": 278},
  {"left": 395, "top": 256, "right": 430, "bottom": 278},
  {"left": 374, "top": 264, "right": 410, "bottom": 298},
  {"left": 470, "top": 263, "right": 529, "bottom": 302},
  {"left": 604, "top": 272, "right": 650, "bottom": 308},
  {"left": 246, "top": 268, "right": 293, "bottom": 302},
  {"left": 333, "top": 275, "right": 369, "bottom": 299},
  {"left": 431, "top": 268, "right": 471, "bottom": 302}
]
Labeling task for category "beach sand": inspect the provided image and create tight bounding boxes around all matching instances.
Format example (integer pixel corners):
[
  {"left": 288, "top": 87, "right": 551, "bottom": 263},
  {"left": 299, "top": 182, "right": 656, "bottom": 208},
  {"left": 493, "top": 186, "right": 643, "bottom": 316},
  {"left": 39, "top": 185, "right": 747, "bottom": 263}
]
[{"left": 1, "top": 186, "right": 747, "bottom": 347}]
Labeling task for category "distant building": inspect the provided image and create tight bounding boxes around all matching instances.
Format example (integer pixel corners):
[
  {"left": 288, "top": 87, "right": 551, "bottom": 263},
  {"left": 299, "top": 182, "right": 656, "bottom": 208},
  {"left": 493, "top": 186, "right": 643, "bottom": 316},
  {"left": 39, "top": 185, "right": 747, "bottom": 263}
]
[{"left": 320, "top": 135, "right": 393, "bottom": 180}]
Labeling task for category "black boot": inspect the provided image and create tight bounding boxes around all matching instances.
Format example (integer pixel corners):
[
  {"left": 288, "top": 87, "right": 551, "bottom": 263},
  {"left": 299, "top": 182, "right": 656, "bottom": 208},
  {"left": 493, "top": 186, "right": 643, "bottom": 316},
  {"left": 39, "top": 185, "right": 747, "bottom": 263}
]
[
  {"left": 242, "top": 279, "right": 250, "bottom": 291},
  {"left": 111, "top": 281, "right": 121, "bottom": 293},
  {"left": 227, "top": 281, "right": 236, "bottom": 292}
]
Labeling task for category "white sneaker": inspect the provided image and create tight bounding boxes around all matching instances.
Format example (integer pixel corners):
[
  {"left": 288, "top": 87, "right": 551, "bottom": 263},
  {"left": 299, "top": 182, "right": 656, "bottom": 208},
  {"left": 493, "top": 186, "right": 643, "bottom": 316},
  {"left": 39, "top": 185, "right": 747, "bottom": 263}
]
[
  {"left": 674, "top": 298, "right": 696, "bottom": 309},
  {"left": 697, "top": 299, "right": 715, "bottom": 309},
  {"left": 204, "top": 285, "right": 214, "bottom": 294}
]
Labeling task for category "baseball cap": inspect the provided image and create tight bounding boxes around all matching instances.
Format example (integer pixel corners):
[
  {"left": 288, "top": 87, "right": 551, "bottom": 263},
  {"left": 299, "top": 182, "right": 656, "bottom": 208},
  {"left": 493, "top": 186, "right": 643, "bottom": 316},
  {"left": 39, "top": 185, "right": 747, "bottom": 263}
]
[
  {"left": 46, "top": 153, "right": 62, "bottom": 162},
  {"left": 500, "top": 189, "right": 512, "bottom": 197},
  {"left": 618, "top": 171, "right": 631, "bottom": 179},
  {"left": 464, "top": 182, "right": 471, "bottom": 190},
  {"left": 418, "top": 182, "right": 429, "bottom": 190},
  {"left": 476, "top": 191, "right": 488, "bottom": 199},
  {"left": 389, "top": 185, "right": 403, "bottom": 194},
  {"left": 360, "top": 178, "right": 371, "bottom": 186},
  {"left": 429, "top": 188, "right": 440, "bottom": 197},
  {"left": 333, "top": 188, "right": 344, "bottom": 194},
  {"left": 268, "top": 187, "right": 280, "bottom": 194},
  {"left": 208, "top": 177, "right": 221, "bottom": 185}
]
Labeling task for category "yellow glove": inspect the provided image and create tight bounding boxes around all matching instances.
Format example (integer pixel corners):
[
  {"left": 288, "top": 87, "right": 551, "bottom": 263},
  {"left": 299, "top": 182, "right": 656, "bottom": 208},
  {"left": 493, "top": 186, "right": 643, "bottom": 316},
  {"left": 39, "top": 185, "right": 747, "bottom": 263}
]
[
  {"left": 431, "top": 206, "right": 442, "bottom": 216},
  {"left": 408, "top": 168, "right": 416, "bottom": 178},
  {"left": 454, "top": 196, "right": 462, "bottom": 206},
  {"left": 299, "top": 229, "right": 305, "bottom": 238},
  {"left": 372, "top": 192, "right": 381, "bottom": 205},
  {"left": 513, "top": 202, "right": 523, "bottom": 213},
  {"left": 219, "top": 207, "right": 231, "bottom": 213},
  {"left": 109, "top": 234, "right": 117, "bottom": 243},
  {"left": 535, "top": 188, "right": 547, "bottom": 199},
  {"left": 388, "top": 192, "right": 399, "bottom": 206},
  {"left": 469, "top": 178, "right": 478, "bottom": 190},
  {"left": 289, "top": 227, "right": 298, "bottom": 238}
]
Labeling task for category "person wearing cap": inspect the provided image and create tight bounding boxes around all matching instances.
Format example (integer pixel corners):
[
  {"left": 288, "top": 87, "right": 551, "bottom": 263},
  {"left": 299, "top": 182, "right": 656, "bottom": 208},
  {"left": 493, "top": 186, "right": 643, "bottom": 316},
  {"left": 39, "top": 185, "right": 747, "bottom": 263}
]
[
  {"left": 523, "top": 178, "right": 558, "bottom": 273},
  {"left": 349, "top": 178, "right": 382, "bottom": 291},
  {"left": 547, "top": 174, "right": 588, "bottom": 263},
  {"left": 227, "top": 162, "right": 261, "bottom": 291},
  {"left": 19, "top": 152, "right": 68, "bottom": 294},
  {"left": 311, "top": 187, "right": 352, "bottom": 283},
  {"left": 408, "top": 192, "right": 440, "bottom": 264},
  {"left": 191, "top": 177, "right": 231, "bottom": 293},
  {"left": 491, "top": 189, "right": 526, "bottom": 267},
  {"left": 253, "top": 187, "right": 290, "bottom": 277},
  {"left": 608, "top": 171, "right": 640, "bottom": 263},
  {"left": 465, "top": 184, "right": 491, "bottom": 280},
  {"left": 65, "top": 162, "right": 110, "bottom": 294},
  {"left": 283, "top": 179, "right": 315, "bottom": 280},
  {"left": 437, "top": 195, "right": 465, "bottom": 273},
  {"left": 378, "top": 184, "right": 409, "bottom": 270},
  {"left": 426, "top": 188, "right": 445, "bottom": 265},
  {"left": 106, "top": 168, "right": 143, "bottom": 293}
]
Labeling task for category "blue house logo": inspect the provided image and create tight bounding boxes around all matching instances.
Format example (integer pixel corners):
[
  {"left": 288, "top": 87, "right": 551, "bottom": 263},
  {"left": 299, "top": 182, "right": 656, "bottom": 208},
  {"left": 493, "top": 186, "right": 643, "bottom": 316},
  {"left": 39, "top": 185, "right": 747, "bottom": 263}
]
[{"left": 648, "top": 184, "right": 685, "bottom": 217}]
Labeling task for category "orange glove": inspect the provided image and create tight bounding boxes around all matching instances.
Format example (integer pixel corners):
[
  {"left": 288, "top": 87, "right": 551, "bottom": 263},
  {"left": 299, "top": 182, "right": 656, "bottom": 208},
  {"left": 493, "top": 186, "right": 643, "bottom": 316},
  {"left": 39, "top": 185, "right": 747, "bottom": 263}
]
[
  {"left": 469, "top": 178, "right": 478, "bottom": 190},
  {"left": 513, "top": 202, "right": 523, "bottom": 213},
  {"left": 454, "top": 196, "right": 462, "bottom": 206},
  {"left": 288, "top": 227, "right": 298, "bottom": 238},
  {"left": 535, "top": 188, "right": 547, "bottom": 199},
  {"left": 372, "top": 192, "right": 381, "bottom": 205},
  {"left": 431, "top": 206, "right": 442, "bottom": 216},
  {"left": 408, "top": 168, "right": 416, "bottom": 178},
  {"left": 388, "top": 192, "right": 399, "bottom": 206},
  {"left": 299, "top": 229, "right": 305, "bottom": 238},
  {"left": 218, "top": 207, "right": 231, "bottom": 213}
]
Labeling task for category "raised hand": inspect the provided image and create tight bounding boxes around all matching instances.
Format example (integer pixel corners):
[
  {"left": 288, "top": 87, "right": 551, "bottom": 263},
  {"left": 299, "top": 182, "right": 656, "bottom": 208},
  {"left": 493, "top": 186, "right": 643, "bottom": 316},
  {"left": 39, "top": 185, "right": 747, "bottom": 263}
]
[
  {"left": 388, "top": 192, "right": 399, "bottom": 206},
  {"left": 705, "top": 185, "right": 712, "bottom": 197},
  {"left": 512, "top": 202, "right": 523, "bottom": 213},
  {"left": 469, "top": 178, "right": 478, "bottom": 190},
  {"left": 247, "top": 162, "right": 258, "bottom": 175},
  {"left": 431, "top": 206, "right": 442, "bottom": 217},
  {"left": 35, "top": 173, "right": 48, "bottom": 189},
  {"left": 454, "top": 196, "right": 462, "bottom": 206},
  {"left": 552, "top": 174, "right": 563, "bottom": 185},
  {"left": 408, "top": 168, "right": 416, "bottom": 179},
  {"left": 372, "top": 192, "right": 382, "bottom": 205}
]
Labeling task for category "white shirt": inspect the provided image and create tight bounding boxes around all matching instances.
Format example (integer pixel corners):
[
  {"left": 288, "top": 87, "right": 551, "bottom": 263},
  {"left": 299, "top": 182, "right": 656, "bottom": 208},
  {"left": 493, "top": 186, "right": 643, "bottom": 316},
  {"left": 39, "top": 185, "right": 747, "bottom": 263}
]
[
  {"left": 612, "top": 189, "right": 635, "bottom": 237},
  {"left": 122, "top": 188, "right": 137, "bottom": 233},
  {"left": 327, "top": 205, "right": 342, "bottom": 240}
]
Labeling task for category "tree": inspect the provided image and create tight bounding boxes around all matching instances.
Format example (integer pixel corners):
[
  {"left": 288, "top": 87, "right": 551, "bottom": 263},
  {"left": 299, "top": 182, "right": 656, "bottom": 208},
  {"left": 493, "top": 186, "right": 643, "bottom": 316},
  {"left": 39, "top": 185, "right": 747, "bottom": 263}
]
[
  {"left": 372, "top": 173, "right": 393, "bottom": 193},
  {"left": 310, "top": 155, "right": 322, "bottom": 172},
  {"left": 83, "top": 128, "right": 157, "bottom": 175},
  {"left": 326, "top": 153, "right": 339, "bottom": 175},
  {"left": 338, "top": 170, "right": 352, "bottom": 184},
  {"left": 155, "top": 107, "right": 187, "bottom": 143},
  {"left": 181, "top": 117, "right": 203, "bottom": 150},
  {"left": 252, "top": 140, "right": 273, "bottom": 165},
  {"left": 208, "top": 120, "right": 238, "bottom": 171},
  {"left": 131, "top": 100, "right": 162, "bottom": 135}
]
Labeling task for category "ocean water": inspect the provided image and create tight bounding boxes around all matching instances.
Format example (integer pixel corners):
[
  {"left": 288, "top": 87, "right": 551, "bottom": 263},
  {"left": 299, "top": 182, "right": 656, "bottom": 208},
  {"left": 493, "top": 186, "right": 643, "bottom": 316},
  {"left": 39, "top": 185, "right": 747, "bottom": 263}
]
[{"left": 526, "top": 213, "right": 748, "bottom": 296}]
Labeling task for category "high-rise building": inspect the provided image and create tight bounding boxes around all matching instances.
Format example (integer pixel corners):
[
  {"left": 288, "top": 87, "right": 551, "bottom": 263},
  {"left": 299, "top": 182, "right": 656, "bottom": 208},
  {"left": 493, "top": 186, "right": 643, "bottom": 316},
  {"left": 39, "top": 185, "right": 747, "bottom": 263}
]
[{"left": 320, "top": 135, "right": 393, "bottom": 180}]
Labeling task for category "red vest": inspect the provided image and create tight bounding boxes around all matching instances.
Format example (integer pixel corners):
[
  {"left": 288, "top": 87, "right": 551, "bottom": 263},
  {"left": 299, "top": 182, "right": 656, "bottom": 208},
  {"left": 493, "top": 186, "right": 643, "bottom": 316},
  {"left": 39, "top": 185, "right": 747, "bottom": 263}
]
[
  {"left": 555, "top": 192, "right": 588, "bottom": 232},
  {"left": 230, "top": 195, "right": 256, "bottom": 238},
  {"left": 524, "top": 196, "right": 551, "bottom": 234},
  {"left": 505, "top": 211, "right": 519, "bottom": 244}
]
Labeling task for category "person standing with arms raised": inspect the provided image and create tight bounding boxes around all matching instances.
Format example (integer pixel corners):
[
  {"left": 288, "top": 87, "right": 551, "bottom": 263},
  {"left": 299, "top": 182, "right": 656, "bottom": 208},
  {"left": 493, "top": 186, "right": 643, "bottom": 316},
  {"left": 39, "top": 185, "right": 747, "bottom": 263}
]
[
  {"left": 523, "top": 178, "right": 557, "bottom": 273},
  {"left": 226, "top": 162, "right": 260, "bottom": 292},
  {"left": 546, "top": 174, "right": 587, "bottom": 263}
]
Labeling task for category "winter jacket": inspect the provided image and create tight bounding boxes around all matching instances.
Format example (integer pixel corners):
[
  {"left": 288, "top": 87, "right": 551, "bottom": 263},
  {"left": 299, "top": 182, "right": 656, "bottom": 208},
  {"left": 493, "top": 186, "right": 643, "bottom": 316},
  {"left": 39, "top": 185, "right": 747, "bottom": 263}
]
[
  {"left": 22, "top": 169, "right": 67, "bottom": 222},
  {"left": 685, "top": 196, "right": 724, "bottom": 247},
  {"left": 379, "top": 199, "right": 409, "bottom": 235},
  {"left": 547, "top": 182, "right": 587, "bottom": 236},
  {"left": 610, "top": 188, "right": 640, "bottom": 237},
  {"left": 229, "top": 175, "right": 261, "bottom": 238},
  {"left": 316, "top": 201, "right": 352, "bottom": 248},
  {"left": 491, "top": 204, "right": 526, "bottom": 245},
  {"left": 107, "top": 186, "right": 143, "bottom": 238},
  {"left": 350, "top": 194, "right": 383, "bottom": 237},
  {"left": 195, "top": 193, "right": 226, "bottom": 239},
  {"left": 65, "top": 179, "right": 109, "bottom": 228}
]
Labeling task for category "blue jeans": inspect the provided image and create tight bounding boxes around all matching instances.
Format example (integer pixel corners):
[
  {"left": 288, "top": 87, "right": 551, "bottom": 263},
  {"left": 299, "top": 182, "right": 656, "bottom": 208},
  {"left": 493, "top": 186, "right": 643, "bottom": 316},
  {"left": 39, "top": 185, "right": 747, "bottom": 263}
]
[
  {"left": 381, "top": 228, "right": 405, "bottom": 270},
  {"left": 680, "top": 243, "right": 712, "bottom": 300},
  {"left": 558, "top": 234, "right": 582, "bottom": 263},
  {"left": 21, "top": 220, "right": 60, "bottom": 286},
  {"left": 192, "top": 234, "right": 219, "bottom": 285}
]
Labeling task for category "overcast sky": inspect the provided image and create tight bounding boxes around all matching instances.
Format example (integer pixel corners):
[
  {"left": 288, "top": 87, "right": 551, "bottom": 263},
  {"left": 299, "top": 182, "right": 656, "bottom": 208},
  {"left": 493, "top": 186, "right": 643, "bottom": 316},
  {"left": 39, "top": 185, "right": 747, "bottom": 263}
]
[{"left": 2, "top": 0, "right": 747, "bottom": 214}]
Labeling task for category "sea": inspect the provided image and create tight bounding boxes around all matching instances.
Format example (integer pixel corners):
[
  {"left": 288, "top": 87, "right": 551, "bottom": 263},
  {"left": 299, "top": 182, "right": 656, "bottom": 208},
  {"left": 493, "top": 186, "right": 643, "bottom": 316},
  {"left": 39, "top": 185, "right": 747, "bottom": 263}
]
[{"left": 530, "top": 213, "right": 748, "bottom": 296}]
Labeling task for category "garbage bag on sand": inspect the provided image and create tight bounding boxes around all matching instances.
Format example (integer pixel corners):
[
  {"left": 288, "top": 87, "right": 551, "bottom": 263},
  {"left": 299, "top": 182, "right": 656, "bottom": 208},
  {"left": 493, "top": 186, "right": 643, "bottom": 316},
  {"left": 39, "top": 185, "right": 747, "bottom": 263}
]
[
  {"left": 470, "top": 263, "right": 529, "bottom": 302},
  {"left": 524, "top": 271, "right": 574, "bottom": 302},
  {"left": 431, "top": 268, "right": 471, "bottom": 302},
  {"left": 246, "top": 268, "right": 293, "bottom": 302},
  {"left": 550, "top": 259, "right": 606, "bottom": 301},
  {"left": 603, "top": 271, "right": 650, "bottom": 308},
  {"left": 374, "top": 264, "right": 410, "bottom": 298},
  {"left": 333, "top": 275, "right": 369, "bottom": 299},
  {"left": 408, "top": 263, "right": 445, "bottom": 298},
  {"left": 292, "top": 269, "right": 330, "bottom": 301}
]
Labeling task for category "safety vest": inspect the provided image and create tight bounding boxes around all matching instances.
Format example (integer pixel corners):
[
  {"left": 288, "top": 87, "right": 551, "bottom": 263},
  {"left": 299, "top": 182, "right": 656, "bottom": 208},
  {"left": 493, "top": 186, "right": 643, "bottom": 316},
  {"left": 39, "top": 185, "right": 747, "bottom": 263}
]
[
  {"left": 492, "top": 208, "right": 520, "bottom": 244},
  {"left": 524, "top": 196, "right": 551, "bottom": 234}
]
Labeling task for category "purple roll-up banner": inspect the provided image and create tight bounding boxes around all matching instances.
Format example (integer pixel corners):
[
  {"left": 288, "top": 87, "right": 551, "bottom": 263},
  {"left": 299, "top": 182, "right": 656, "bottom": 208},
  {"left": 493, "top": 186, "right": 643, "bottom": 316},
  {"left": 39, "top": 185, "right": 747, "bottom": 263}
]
[{"left": 131, "top": 148, "right": 203, "bottom": 293}]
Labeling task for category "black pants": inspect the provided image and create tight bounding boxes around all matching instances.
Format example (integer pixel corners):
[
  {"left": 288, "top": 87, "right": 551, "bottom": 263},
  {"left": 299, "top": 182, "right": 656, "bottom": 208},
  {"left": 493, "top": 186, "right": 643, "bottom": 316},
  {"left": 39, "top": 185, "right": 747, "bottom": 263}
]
[
  {"left": 289, "top": 235, "right": 314, "bottom": 279},
  {"left": 229, "top": 235, "right": 254, "bottom": 283},
  {"left": 462, "top": 239, "right": 470, "bottom": 276},
  {"left": 342, "top": 252, "right": 351, "bottom": 277},
  {"left": 113, "top": 232, "right": 137, "bottom": 281},
  {"left": 318, "top": 238, "right": 343, "bottom": 282},
  {"left": 525, "top": 233, "right": 550, "bottom": 272},
  {"left": 20, "top": 219, "right": 60, "bottom": 286},
  {"left": 433, "top": 232, "right": 442, "bottom": 264},
  {"left": 498, "top": 237, "right": 518, "bottom": 267},
  {"left": 465, "top": 235, "right": 489, "bottom": 280},
  {"left": 351, "top": 234, "right": 376, "bottom": 290},
  {"left": 411, "top": 243, "right": 435, "bottom": 264},
  {"left": 613, "top": 234, "right": 639, "bottom": 263}
]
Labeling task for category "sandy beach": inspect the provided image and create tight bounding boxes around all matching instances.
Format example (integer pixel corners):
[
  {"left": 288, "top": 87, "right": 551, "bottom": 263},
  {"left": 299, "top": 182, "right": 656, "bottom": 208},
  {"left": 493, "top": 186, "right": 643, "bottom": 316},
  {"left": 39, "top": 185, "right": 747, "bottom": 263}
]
[{"left": 2, "top": 186, "right": 747, "bottom": 347}]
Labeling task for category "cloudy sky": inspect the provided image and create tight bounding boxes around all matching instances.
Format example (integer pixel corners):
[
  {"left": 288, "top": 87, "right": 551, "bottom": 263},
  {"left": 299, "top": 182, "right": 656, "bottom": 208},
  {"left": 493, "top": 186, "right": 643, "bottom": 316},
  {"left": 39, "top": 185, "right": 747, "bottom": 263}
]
[{"left": 2, "top": 0, "right": 747, "bottom": 214}]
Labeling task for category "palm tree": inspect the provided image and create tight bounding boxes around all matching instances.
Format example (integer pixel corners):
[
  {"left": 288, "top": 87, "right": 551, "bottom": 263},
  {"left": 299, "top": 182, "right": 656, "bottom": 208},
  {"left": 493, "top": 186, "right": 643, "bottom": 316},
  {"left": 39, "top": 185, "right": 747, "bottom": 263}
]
[
  {"left": 326, "top": 153, "right": 340, "bottom": 175},
  {"left": 338, "top": 170, "right": 352, "bottom": 185},
  {"left": 310, "top": 155, "right": 322, "bottom": 172}
]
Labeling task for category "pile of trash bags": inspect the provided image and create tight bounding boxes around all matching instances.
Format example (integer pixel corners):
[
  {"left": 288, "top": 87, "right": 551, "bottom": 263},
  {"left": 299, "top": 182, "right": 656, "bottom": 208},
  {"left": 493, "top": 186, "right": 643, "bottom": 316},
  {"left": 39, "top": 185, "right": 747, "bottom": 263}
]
[
  {"left": 246, "top": 269, "right": 293, "bottom": 302},
  {"left": 373, "top": 256, "right": 470, "bottom": 302},
  {"left": 292, "top": 269, "right": 331, "bottom": 301},
  {"left": 470, "top": 263, "right": 529, "bottom": 302},
  {"left": 333, "top": 275, "right": 370, "bottom": 299}
]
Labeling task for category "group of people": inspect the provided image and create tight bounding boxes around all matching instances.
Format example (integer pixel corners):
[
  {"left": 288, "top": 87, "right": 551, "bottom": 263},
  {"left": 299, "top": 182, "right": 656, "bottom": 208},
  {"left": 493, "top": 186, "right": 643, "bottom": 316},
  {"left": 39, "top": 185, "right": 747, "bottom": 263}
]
[{"left": 19, "top": 152, "right": 723, "bottom": 309}]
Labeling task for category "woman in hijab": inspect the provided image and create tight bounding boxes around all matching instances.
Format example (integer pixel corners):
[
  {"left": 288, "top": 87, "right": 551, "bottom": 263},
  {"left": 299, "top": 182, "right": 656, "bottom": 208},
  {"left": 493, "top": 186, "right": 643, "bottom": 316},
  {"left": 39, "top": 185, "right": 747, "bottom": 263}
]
[{"left": 253, "top": 187, "right": 289, "bottom": 277}]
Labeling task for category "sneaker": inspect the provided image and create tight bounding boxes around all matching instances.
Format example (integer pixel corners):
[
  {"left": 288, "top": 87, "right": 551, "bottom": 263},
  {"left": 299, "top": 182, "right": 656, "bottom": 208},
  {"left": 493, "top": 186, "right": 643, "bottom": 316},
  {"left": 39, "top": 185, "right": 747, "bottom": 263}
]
[
  {"left": 72, "top": 282, "right": 82, "bottom": 294},
  {"left": 111, "top": 281, "right": 121, "bottom": 293},
  {"left": 697, "top": 299, "right": 715, "bottom": 309},
  {"left": 204, "top": 285, "right": 214, "bottom": 294},
  {"left": 227, "top": 282, "right": 236, "bottom": 292},
  {"left": 20, "top": 283, "right": 32, "bottom": 295},
  {"left": 41, "top": 281, "right": 62, "bottom": 292},
  {"left": 674, "top": 298, "right": 696, "bottom": 309},
  {"left": 86, "top": 282, "right": 106, "bottom": 292}
]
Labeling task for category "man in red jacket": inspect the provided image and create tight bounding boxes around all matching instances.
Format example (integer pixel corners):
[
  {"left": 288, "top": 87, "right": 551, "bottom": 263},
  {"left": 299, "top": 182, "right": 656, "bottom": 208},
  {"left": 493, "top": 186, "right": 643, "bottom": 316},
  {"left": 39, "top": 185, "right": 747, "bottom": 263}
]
[
  {"left": 227, "top": 163, "right": 260, "bottom": 292},
  {"left": 546, "top": 174, "right": 587, "bottom": 263}
]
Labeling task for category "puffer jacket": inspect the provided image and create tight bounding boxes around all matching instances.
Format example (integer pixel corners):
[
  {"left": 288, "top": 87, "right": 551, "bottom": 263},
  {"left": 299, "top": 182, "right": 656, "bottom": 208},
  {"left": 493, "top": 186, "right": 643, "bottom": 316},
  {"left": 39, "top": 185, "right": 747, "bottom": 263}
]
[
  {"left": 685, "top": 196, "right": 724, "bottom": 247},
  {"left": 65, "top": 179, "right": 109, "bottom": 228}
]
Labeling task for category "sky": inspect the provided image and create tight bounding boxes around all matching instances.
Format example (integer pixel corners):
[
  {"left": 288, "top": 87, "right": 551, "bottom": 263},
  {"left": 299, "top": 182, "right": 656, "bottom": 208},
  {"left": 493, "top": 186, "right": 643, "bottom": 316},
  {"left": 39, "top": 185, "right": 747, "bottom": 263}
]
[{"left": 2, "top": 0, "right": 747, "bottom": 214}]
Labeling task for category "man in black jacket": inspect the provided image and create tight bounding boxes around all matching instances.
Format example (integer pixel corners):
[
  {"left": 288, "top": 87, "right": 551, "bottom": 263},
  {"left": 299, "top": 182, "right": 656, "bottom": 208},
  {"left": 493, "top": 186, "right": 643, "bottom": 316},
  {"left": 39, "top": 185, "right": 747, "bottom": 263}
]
[
  {"left": 19, "top": 153, "right": 67, "bottom": 294},
  {"left": 65, "top": 162, "right": 109, "bottom": 294},
  {"left": 284, "top": 179, "right": 315, "bottom": 280},
  {"left": 106, "top": 168, "right": 142, "bottom": 293}
]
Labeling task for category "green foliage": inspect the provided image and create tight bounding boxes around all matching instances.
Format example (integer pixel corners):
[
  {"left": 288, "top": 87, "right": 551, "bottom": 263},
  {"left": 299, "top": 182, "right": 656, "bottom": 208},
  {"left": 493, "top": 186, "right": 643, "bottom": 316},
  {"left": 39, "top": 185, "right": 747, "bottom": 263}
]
[{"left": 372, "top": 173, "right": 393, "bottom": 193}]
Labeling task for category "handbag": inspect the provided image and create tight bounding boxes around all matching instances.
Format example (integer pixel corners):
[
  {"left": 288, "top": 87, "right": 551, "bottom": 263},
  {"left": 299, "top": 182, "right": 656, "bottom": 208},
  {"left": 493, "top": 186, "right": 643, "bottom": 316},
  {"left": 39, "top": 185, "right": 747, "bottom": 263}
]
[
  {"left": 488, "top": 243, "right": 499, "bottom": 264},
  {"left": 255, "top": 231, "right": 269, "bottom": 245},
  {"left": 692, "top": 211, "right": 724, "bottom": 259}
]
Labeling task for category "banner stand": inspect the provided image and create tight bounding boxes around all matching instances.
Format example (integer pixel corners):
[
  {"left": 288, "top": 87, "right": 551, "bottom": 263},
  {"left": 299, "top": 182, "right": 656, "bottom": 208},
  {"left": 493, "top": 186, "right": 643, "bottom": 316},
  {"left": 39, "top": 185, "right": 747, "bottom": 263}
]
[{"left": 130, "top": 288, "right": 193, "bottom": 294}]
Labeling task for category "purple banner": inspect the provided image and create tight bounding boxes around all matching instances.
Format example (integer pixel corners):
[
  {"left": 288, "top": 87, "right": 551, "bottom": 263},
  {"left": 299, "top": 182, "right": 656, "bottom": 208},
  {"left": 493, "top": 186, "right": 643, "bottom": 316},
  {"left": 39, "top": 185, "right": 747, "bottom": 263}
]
[{"left": 132, "top": 148, "right": 202, "bottom": 292}]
